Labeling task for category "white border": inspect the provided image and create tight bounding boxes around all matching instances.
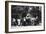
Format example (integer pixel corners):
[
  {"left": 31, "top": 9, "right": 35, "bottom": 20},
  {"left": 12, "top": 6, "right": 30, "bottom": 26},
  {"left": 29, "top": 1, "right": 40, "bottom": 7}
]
[{"left": 8, "top": 2, "right": 44, "bottom": 32}]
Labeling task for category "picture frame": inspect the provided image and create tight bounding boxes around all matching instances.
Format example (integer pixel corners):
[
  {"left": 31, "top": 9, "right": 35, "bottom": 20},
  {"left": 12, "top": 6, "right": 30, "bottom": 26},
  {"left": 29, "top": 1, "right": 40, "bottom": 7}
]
[{"left": 5, "top": 1, "right": 45, "bottom": 33}]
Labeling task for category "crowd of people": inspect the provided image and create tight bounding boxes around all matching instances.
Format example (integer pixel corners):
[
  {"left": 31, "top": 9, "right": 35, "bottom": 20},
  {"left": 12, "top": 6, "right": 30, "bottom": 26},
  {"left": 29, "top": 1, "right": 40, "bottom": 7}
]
[{"left": 11, "top": 6, "right": 41, "bottom": 26}]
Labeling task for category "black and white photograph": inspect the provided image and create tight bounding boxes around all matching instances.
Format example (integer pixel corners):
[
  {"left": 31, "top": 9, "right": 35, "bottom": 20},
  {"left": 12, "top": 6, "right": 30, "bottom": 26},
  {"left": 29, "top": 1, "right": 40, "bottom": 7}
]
[
  {"left": 11, "top": 5, "right": 41, "bottom": 26},
  {"left": 5, "top": 1, "right": 45, "bottom": 32}
]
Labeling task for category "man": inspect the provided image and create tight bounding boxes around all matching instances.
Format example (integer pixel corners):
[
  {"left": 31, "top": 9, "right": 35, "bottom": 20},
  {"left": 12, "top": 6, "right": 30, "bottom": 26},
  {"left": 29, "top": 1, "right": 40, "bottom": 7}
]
[{"left": 26, "top": 13, "right": 32, "bottom": 26}]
